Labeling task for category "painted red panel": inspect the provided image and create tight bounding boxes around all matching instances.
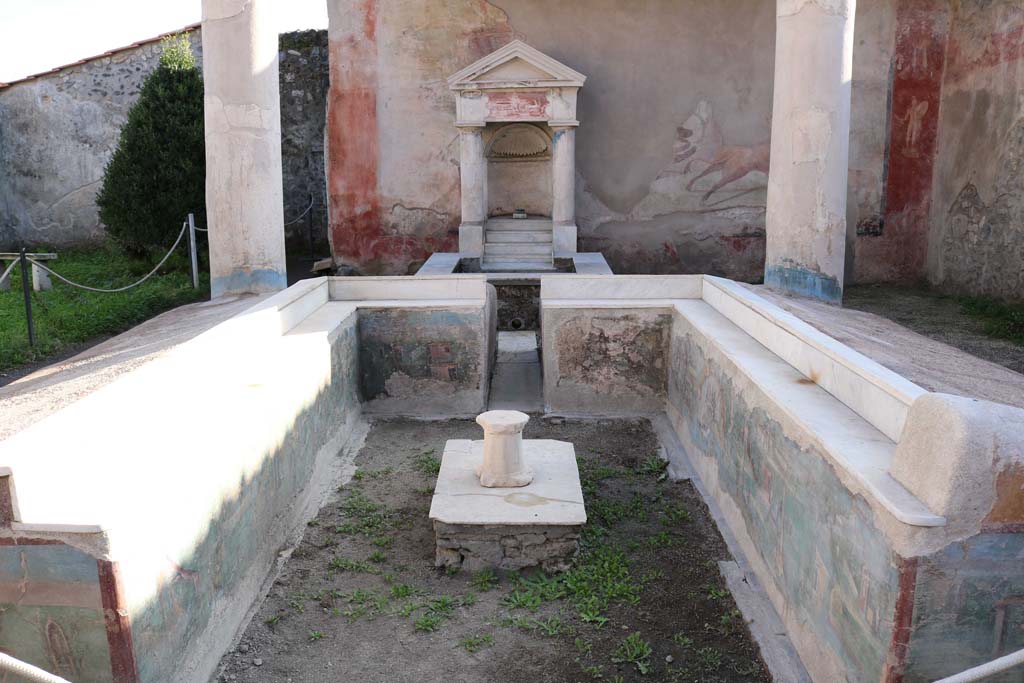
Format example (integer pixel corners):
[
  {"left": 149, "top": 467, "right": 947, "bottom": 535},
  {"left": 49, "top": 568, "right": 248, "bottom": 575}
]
[
  {"left": 857, "top": 0, "right": 949, "bottom": 283},
  {"left": 882, "top": 557, "right": 919, "bottom": 683},
  {"left": 98, "top": 560, "right": 139, "bottom": 683},
  {"left": 326, "top": 0, "right": 383, "bottom": 272}
]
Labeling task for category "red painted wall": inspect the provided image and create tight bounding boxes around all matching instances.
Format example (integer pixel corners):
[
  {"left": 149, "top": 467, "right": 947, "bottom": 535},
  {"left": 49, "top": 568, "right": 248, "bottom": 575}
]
[
  {"left": 325, "top": 0, "right": 385, "bottom": 274},
  {"left": 854, "top": 0, "right": 949, "bottom": 284}
]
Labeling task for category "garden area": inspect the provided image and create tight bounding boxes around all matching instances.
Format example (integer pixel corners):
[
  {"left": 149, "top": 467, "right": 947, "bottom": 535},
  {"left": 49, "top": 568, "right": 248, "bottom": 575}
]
[
  {"left": 215, "top": 418, "right": 771, "bottom": 683},
  {"left": 0, "top": 248, "right": 206, "bottom": 381},
  {"left": 0, "top": 34, "right": 208, "bottom": 382}
]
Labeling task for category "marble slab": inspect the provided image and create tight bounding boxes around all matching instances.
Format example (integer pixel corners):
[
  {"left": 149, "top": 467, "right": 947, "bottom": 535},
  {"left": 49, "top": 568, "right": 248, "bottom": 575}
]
[{"left": 429, "top": 439, "right": 586, "bottom": 527}]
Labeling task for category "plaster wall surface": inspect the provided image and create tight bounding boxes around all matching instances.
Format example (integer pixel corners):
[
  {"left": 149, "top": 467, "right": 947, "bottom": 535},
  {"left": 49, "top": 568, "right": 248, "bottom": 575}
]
[
  {"left": 667, "top": 317, "right": 899, "bottom": 683},
  {"left": 0, "top": 278, "right": 367, "bottom": 682},
  {"left": 202, "top": 0, "right": 287, "bottom": 296},
  {"left": 542, "top": 306, "right": 672, "bottom": 415},
  {"left": 0, "top": 274, "right": 497, "bottom": 682},
  {"left": 357, "top": 304, "right": 493, "bottom": 417},
  {"left": 0, "top": 541, "right": 113, "bottom": 682},
  {"left": 539, "top": 275, "right": 1024, "bottom": 682},
  {"left": 927, "top": 0, "right": 1024, "bottom": 301},
  {"left": 324, "top": 0, "right": 908, "bottom": 281}
]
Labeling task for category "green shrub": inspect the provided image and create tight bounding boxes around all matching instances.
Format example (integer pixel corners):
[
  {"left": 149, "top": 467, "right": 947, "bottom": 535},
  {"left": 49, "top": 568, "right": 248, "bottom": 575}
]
[{"left": 96, "top": 35, "right": 205, "bottom": 260}]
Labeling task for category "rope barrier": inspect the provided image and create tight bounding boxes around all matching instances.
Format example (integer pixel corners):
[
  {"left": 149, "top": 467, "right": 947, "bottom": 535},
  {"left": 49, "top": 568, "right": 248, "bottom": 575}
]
[
  {"left": 0, "top": 259, "right": 17, "bottom": 285},
  {"left": 283, "top": 197, "right": 315, "bottom": 226},
  {"left": 27, "top": 221, "right": 190, "bottom": 294},
  {"left": 191, "top": 197, "right": 314, "bottom": 232},
  {"left": 0, "top": 653, "right": 72, "bottom": 683}
]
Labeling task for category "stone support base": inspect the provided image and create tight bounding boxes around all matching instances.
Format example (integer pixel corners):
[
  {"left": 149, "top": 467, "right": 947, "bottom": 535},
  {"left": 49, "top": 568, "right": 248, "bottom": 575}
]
[
  {"left": 553, "top": 223, "right": 578, "bottom": 258},
  {"left": 459, "top": 223, "right": 484, "bottom": 257},
  {"left": 429, "top": 438, "right": 586, "bottom": 573},
  {"left": 434, "top": 522, "right": 581, "bottom": 573}
]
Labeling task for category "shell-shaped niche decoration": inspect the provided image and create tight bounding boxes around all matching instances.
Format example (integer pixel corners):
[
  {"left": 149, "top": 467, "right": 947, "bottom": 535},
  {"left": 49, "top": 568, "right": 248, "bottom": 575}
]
[{"left": 486, "top": 123, "right": 551, "bottom": 162}]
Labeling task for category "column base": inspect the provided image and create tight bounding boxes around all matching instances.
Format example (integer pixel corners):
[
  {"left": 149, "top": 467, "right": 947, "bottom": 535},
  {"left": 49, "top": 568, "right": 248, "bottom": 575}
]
[
  {"left": 764, "top": 263, "right": 842, "bottom": 305},
  {"left": 459, "top": 223, "right": 484, "bottom": 258},
  {"left": 211, "top": 267, "right": 288, "bottom": 299},
  {"left": 553, "top": 223, "right": 578, "bottom": 259}
]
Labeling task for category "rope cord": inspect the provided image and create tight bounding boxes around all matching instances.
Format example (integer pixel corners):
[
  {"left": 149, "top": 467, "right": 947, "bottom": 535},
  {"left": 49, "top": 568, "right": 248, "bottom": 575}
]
[
  {"left": 188, "top": 200, "right": 314, "bottom": 233},
  {"left": 0, "top": 653, "right": 72, "bottom": 683},
  {"left": 283, "top": 197, "right": 315, "bottom": 226},
  {"left": 0, "top": 259, "right": 17, "bottom": 284},
  {"left": 28, "top": 221, "right": 189, "bottom": 294}
]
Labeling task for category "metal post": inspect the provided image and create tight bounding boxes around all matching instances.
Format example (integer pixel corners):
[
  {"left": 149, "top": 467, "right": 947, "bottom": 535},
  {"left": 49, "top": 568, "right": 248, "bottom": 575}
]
[
  {"left": 187, "top": 214, "right": 199, "bottom": 289},
  {"left": 19, "top": 248, "right": 34, "bottom": 347},
  {"left": 306, "top": 193, "right": 316, "bottom": 261}
]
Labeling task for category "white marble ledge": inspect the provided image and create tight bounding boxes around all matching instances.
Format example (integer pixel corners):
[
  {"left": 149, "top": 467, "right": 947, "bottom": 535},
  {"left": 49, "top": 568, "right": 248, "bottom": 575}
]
[
  {"left": 542, "top": 299, "right": 679, "bottom": 309},
  {"left": 541, "top": 274, "right": 703, "bottom": 300},
  {"left": 704, "top": 278, "right": 929, "bottom": 444},
  {"left": 328, "top": 276, "right": 489, "bottom": 302},
  {"left": 430, "top": 439, "right": 587, "bottom": 527},
  {"left": 285, "top": 302, "right": 357, "bottom": 342},
  {"left": 674, "top": 300, "right": 945, "bottom": 528}
]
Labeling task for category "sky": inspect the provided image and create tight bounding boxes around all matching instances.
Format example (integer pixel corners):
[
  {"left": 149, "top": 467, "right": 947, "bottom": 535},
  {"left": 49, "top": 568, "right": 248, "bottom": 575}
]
[{"left": 0, "top": 0, "right": 329, "bottom": 83}]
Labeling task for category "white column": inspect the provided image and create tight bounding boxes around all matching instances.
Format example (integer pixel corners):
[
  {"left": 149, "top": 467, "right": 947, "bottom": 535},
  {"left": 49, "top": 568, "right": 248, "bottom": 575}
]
[
  {"left": 458, "top": 125, "right": 487, "bottom": 257},
  {"left": 764, "top": 0, "right": 856, "bottom": 304},
  {"left": 550, "top": 125, "right": 578, "bottom": 258},
  {"left": 202, "top": 0, "right": 287, "bottom": 298}
]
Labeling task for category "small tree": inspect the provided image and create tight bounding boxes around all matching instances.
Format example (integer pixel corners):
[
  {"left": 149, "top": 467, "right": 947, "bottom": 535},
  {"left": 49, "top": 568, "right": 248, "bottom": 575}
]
[{"left": 97, "top": 35, "right": 205, "bottom": 260}]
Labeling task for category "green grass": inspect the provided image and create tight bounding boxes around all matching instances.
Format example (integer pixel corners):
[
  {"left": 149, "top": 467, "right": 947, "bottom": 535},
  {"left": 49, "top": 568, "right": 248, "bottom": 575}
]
[
  {"left": 0, "top": 247, "right": 207, "bottom": 373},
  {"left": 460, "top": 633, "right": 494, "bottom": 653},
  {"left": 960, "top": 296, "right": 1024, "bottom": 344},
  {"left": 413, "top": 450, "right": 442, "bottom": 476},
  {"left": 611, "top": 632, "right": 653, "bottom": 675}
]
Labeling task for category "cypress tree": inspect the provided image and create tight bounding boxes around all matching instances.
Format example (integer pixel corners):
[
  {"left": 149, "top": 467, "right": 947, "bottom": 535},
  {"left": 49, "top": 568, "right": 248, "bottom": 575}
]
[{"left": 96, "top": 35, "right": 205, "bottom": 260}]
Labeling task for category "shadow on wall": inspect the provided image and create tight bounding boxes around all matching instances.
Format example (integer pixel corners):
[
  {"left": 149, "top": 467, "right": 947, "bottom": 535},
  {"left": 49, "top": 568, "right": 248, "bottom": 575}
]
[{"left": 126, "top": 319, "right": 363, "bottom": 682}]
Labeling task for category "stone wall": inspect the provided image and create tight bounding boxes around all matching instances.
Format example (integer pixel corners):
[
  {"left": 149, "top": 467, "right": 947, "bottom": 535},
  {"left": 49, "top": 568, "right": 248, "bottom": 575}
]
[
  {"left": 279, "top": 30, "right": 330, "bottom": 257},
  {"left": 0, "top": 28, "right": 329, "bottom": 254},
  {"left": 926, "top": 1, "right": 1024, "bottom": 301},
  {"left": 0, "top": 30, "right": 202, "bottom": 248}
]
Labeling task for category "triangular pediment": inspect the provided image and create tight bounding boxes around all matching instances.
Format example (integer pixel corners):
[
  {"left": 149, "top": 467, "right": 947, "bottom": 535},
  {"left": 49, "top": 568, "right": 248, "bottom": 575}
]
[{"left": 448, "top": 40, "right": 586, "bottom": 91}]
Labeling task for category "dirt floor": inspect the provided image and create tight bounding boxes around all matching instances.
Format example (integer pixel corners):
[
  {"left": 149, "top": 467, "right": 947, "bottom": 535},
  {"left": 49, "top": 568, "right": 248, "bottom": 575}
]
[
  {"left": 214, "top": 418, "right": 771, "bottom": 683},
  {"left": 844, "top": 284, "right": 1024, "bottom": 376}
]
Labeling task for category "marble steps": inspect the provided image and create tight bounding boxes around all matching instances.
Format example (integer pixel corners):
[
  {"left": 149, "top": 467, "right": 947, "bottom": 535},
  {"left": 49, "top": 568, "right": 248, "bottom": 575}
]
[
  {"left": 480, "top": 259, "right": 557, "bottom": 272},
  {"left": 486, "top": 218, "right": 552, "bottom": 232},
  {"left": 484, "top": 242, "right": 552, "bottom": 258},
  {"left": 486, "top": 231, "right": 552, "bottom": 243}
]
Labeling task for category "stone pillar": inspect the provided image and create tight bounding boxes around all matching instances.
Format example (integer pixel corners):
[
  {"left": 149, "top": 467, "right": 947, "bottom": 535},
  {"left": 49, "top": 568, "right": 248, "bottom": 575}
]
[
  {"left": 202, "top": 0, "right": 287, "bottom": 298},
  {"left": 475, "top": 410, "right": 533, "bottom": 488},
  {"left": 458, "top": 125, "right": 487, "bottom": 258},
  {"left": 764, "top": 0, "right": 856, "bottom": 304},
  {"left": 550, "top": 125, "right": 578, "bottom": 258}
]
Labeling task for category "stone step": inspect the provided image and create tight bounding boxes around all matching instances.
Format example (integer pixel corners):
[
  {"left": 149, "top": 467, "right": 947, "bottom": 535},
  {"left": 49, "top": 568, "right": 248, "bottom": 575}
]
[
  {"left": 487, "top": 218, "right": 552, "bottom": 232},
  {"left": 480, "top": 260, "right": 556, "bottom": 272},
  {"left": 485, "top": 231, "right": 552, "bottom": 244},
  {"left": 484, "top": 243, "right": 553, "bottom": 257}
]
